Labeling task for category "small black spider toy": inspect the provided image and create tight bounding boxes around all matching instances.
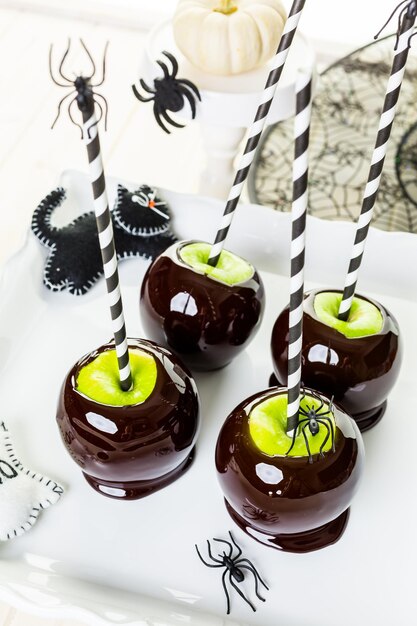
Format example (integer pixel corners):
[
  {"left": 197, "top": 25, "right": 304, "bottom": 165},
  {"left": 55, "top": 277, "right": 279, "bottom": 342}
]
[
  {"left": 374, "top": 0, "right": 417, "bottom": 49},
  {"left": 49, "top": 38, "right": 108, "bottom": 138},
  {"left": 195, "top": 531, "right": 268, "bottom": 615},
  {"left": 31, "top": 184, "right": 177, "bottom": 295},
  {"left": 132, "top": 51, "right": 201, "bottom": 134},
  {"left": 286, "top": 391, "right": 336, "bottom": 463}
]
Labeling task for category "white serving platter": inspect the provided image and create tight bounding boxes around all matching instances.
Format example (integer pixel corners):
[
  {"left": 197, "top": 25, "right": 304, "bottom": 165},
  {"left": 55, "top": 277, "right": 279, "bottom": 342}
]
[{"left": 0, "top": 171, "right": 416, "bottom": 626}]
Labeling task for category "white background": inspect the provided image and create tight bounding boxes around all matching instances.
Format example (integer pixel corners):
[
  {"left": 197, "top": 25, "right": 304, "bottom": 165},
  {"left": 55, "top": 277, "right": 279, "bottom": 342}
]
[{"left": 1, "top": 0, "right": 401, "bottom": 60}]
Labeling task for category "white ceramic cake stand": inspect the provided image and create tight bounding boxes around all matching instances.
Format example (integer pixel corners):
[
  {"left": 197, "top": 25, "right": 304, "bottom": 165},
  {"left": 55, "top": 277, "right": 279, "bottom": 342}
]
[{"left": 142, "top": 21, "right": 316, "bottom": 198}]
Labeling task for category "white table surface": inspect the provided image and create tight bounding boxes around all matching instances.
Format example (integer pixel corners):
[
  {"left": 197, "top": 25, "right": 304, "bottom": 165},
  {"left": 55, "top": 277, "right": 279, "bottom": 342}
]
[{"left": 0, "top": 1, "right": 408, "bottom": 624}]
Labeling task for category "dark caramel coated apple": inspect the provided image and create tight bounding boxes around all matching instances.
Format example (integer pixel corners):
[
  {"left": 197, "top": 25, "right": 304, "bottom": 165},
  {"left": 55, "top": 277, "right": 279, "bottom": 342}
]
[
  {"left": 271, "top": 290, "right": 402, "bottom": 431},
  {"left": 56, "top": 338, "right": 200, "bottom": 500},
  {"left": 140, "top": 240, "right": 265, "bottom": 371},
  {"left": 216, "top": 386, "right": 365, "bottom": 553}
]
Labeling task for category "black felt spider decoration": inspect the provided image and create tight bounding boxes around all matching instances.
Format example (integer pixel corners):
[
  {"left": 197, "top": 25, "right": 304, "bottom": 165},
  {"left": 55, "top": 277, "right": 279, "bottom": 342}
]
[
  {"left": 132, "top": 51, "right": 201, "bottom": 134},
  {"left": 49, "top": 38, "right": 109, "bottom": 138},
  {"left": 195, "top": 531, "right": 268, "bottom": 615},
  {"left": 286, "top": 391, "right": 336, "bottom": 463},
  {"left": 31, "top": 184, "right": 177, "bottom": 295}
]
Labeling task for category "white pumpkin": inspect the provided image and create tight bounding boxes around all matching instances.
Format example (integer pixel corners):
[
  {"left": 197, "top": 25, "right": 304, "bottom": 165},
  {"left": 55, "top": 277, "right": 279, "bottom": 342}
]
[{"left": 173, "top": 0, "right": 287, "bottom": 76}]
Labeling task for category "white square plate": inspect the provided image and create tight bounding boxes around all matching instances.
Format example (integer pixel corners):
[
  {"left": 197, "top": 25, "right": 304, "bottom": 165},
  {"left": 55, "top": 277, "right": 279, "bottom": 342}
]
[{"left": 0, "top": 171, "right": 416, "bottom": 626}]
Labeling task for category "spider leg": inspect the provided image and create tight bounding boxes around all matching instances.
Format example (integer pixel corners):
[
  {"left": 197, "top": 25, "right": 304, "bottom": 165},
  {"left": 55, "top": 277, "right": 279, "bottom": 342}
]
[
  {"left": 162, "top": 51, "right": 178, "bottom": 78},
  {"left": 86, "top": 99, "right": 104, "bottom": 138},
  {"left": 68, "top": 97, "right": 84, "bottom": 139},
  {"left": 236, "top": 564, "right": 266, "bottom": 601},
  {"left": 140, "top": 79, "right": 156, "bottom": 95},
  {"left": 91, "top": 41, "right": 109, "bottom": 86},
  {"left": 195, "top": 543, "right": 222, "bottom": 567},
  {"left": 235, "top": 559, "right": 269, "bottom": 591},
  {"left": 316, "top": 419, "right": 330, "bottom": 456},
  {"left": 213, "top": 537, "right": 233, "bottom": 559},
  {"left": 298, "top": 406, "right": 308, "bottom": 418},
  {"left": 408, "top": 31, "right": 417, "bottom": 48},
  {"left": 154, "top": 103, "right": 170, "bottom": 134},
  {"left": 315, "top": 396, "right": 324, "bottom": 414},
  {"left": 374, "top": 0, "right": 408, "bottom": 40},
  {"left": 51, "top": 90, "right": 76, "bottom": 128},
  {"left": 176, "top": 78, "right": 202, "bottom": 101},
  {"left": 58, "top": 38, "right": 73, "bottom": 83},
  {"left": 229, "top": 571, "right": 256, "bottom": 612},
  {"left": 93, "top": 92, "right": 109, "bottom": 131},
  {"left": 156, "top": 59, "right": 171, "bottom": 80},
  {"left": 286, "top": 418, "right": 307, "bottom": 455},
  {"left": 222, "top": 570, "right": 231, "bottom": 615},
  {"left": 228, "top": 531, "right": 242, "bottom": 559},
  {"left": 302, "top": 422, "right": 313, "bottom": 463},
  {"left": 80, "top": 38, "right": 96, "bottom": 80},
  {"left": 286, "top": 425, "right": 298, "bottom": 456},
  {"left": 181, "top": 87, "right": 198, "bottom": 119},
  {"left": 49, "top": 42, "right": 72, "bottom": 87},
  {"left": 132, "top": 84, "right": 154, "bottom": 103},
  {"left": 205, "top": 539, "right": 223, "bottom": 564},
  {"left": 160, "top": 108, "right": 185, "bottom": 130},
  {"left": 326, "top": 415, "right": 336, "bottom": 452}
]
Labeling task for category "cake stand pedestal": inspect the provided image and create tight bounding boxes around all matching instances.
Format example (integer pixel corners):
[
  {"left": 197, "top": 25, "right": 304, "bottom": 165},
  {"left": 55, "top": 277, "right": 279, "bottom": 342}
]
[{"left": 143, "top": 21, "right": 316, "bottom": 199}]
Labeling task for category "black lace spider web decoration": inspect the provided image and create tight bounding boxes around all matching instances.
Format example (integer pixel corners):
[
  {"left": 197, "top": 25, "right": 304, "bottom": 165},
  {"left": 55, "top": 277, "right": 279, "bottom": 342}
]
[{"left": 249, "top": 33, "right": 417, "bottom": 233}]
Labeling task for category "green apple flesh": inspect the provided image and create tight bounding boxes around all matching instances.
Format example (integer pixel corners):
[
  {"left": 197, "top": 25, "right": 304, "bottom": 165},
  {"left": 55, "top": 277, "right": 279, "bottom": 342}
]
[
  {"left": 179, "top": 242, "right": 254, "bottom": 286},
  {"left": 314, "top": 292, "right": 383, "bottom": 338},
  {"left": 249, "top": 393, "right": 335, "bottom": 457},
  {"left": 76, "top": 349, "right": 157, "bottom": 406}
]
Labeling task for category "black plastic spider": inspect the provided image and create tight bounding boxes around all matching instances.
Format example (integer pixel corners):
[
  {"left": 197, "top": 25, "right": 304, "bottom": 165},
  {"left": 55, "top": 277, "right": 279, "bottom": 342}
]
[
  {"left": 374, "top": 0, "right": 417, "bottom": 49},
  {"left": 132, "top": 51, "right": 201, "bottom": 134},
  {"left": 286, "top": 391, "right": 336, "bottom": 463},
  {"left": 49, "top": 38, "right": 109, "bottom": 138},
  {"left": 195, "top": 531, "right": 268, "bottom": 615}
]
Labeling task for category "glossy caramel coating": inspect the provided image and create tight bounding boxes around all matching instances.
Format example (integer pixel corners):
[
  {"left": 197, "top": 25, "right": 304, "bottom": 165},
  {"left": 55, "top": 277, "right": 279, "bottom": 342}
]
[
  {"left": 271, "top": 290, "right": 402, "bottom": 430},
  {"left": 216, "top": 387, "right": 364, "bottom": 550},
  {"left": 140, "top": 241, "right": 265, "bottom": 371},
  {"left": 56, "top": 338, "right": 200, "bottom": 499}
]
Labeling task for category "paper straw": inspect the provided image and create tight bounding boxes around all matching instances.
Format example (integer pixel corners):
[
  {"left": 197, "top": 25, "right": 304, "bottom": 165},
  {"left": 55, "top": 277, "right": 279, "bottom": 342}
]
[
  {"left": 207, "top": 0, "right": 307, "bottom": 267},
  {"left": 286, "top": 69, "right": 312, "bottom": 434},
  {"left": 81, "top": 102, "right": 132, "bottom": 391},
  {"left": 338, "top": 0, "right": 417, "bottom": 321}
]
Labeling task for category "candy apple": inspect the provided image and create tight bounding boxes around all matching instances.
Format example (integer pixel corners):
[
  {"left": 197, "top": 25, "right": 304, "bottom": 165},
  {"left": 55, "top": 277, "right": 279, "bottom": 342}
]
[
  {"left": 271, "top": 290, "right": 402, "bottom": 431},
  {"left": 216, "top": 386, "right": 365, "bottom": 553},
  {"left": 56, "top": 338, "right": 200, "bottom": 499},
  {"left": 140, "top": 240, "right": 265, "bottom": 371}
]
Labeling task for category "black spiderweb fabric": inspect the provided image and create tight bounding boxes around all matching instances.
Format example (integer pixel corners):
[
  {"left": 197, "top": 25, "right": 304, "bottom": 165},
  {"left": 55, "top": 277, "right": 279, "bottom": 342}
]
[{"left": 249, "top": 34, "right": 417, "bottom": 233}]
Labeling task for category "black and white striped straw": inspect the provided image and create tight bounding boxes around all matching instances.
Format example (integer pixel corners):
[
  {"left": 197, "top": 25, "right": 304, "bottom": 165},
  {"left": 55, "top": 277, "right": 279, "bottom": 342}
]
[
  {"left": 207, "top": 0, "right": 307, "bottom": 267},
  {"left": 82, "top": 101, "right": 132, "bottom": 391},
  {"left": 338, "top": 0, "right": 417, "bottom": 321},
  {"left": 286, "top": 69, "right": 312, "bottom": 434}
]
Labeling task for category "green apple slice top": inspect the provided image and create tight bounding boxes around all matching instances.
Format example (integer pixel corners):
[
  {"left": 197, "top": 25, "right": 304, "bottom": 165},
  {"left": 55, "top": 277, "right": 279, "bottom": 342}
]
[
  {"left": 249, "top": 393, "right": 335, "bottom": 457},
  {"left": 76, "top": 348, "right": 157, "bottom": 406},
  {"left": 179, "top": 242, "right": 254, "bottom": 286},
  {"left": 313, "top": 292, "right": 383, "bottom": 338}
]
